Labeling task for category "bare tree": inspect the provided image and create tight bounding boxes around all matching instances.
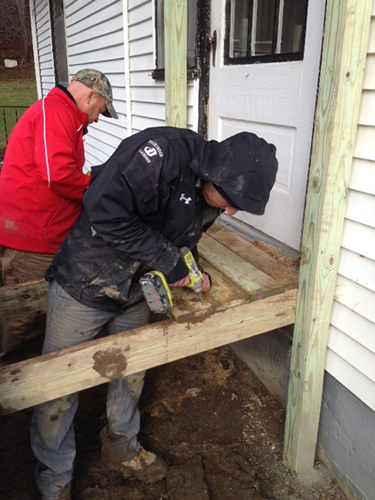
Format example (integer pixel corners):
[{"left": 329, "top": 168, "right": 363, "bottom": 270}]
[
  {"left": 0, "top": 0, "right": 31, "bottom": 63},
  {"left": 15, "top": 0, "right": 30, "bottom": 63}
]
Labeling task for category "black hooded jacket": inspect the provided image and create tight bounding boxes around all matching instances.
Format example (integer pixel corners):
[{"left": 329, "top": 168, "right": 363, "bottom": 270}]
[{"left": 46, "top": 127, "right": 277, "bottom": 312}]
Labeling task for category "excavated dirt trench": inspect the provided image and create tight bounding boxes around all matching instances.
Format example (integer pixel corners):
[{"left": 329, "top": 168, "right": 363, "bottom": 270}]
[{"left": 0, "top": 346, "right": 347, "bottom": 500}]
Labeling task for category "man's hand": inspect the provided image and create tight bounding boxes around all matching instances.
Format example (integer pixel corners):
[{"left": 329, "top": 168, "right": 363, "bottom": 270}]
[
  {"left": 168, "top": 275, "right": 190, "bottom": 288},
  {"left": 201, "top": 273, "right": 211, "bottom": 293},
  {"left": 168, "top": 273, "right": 211, "bottom": 293}
]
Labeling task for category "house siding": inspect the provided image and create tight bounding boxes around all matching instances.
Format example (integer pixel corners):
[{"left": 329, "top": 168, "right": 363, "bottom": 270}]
[
  {"left": 33, "top": 0, "right": 196, "bottom": 169},
  {"left": 325, "top": 6, "right": 375, "bottom": 412},
  {"left": 32, "top": 0, "right": 55, "bottom": 96}
]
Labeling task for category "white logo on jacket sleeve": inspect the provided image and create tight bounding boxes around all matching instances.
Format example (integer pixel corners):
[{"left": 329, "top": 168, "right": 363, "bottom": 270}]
[
  {"left": 138, "top": 140, "right": 164, "bottom": 164},
  {"left": 179, "top": 194, "right": 192, "bottom": 204},
  {"left": 144, "top": 146, "right": 157, "bottom": 157}
]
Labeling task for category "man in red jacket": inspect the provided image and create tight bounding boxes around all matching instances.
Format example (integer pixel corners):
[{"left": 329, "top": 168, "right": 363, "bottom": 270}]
[{"left": 0, "top": 68, "right": 118, "bottom": 357}]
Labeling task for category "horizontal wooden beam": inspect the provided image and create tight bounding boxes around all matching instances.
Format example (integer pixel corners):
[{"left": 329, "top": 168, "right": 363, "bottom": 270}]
[
  {"left": 0, "top": 279, "right": 47, "bottom": 323},
  {"left": 198, "top": 233, "right": 286, "bottom": 298},
  {"left": 0, "top": 288, "right": 297, "bottom": 415}
]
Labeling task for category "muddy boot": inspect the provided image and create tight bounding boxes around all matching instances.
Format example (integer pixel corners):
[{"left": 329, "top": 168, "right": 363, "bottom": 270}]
[{"left": 103, "top": 445, "right": 168, "bottom": 483}]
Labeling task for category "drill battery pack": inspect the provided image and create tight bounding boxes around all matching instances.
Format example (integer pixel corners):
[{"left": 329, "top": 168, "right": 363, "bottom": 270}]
[{"left": 139, "top": 271, "right": 173, "bottom": 314}]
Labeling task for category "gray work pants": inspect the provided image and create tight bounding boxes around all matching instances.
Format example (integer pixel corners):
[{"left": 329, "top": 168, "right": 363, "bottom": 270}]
[{"left": 30, "top": 280, "right": 150, "bottom": 500}]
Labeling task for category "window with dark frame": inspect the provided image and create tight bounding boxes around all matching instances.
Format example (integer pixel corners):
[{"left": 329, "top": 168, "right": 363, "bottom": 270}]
[
  {"left": 152, "top": 0, "right": 198, "bottom": 80},
  {"left": 50, "top": 0, "right": 69, "bottom": 87},
  {"left": 225, "top": 0, "right": 309, "bottom": 65}
]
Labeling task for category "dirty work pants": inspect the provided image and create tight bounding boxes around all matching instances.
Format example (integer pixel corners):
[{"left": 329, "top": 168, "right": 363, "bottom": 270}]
[
  {"left": 30, "top": 280, "right": 150, "bottom": 500},
  {"left": 0, "top": 246, "right": 53, "bottom": 355}
]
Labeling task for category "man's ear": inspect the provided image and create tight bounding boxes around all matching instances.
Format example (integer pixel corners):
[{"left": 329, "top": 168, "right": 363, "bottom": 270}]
[{"left": 86, "top": 90, "right": 96, "bottom": 105}]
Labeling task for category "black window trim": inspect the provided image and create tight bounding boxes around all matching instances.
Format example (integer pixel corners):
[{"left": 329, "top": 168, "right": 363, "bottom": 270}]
[{"left": 224, "top": 0, "right": 308, "bottom": 66}]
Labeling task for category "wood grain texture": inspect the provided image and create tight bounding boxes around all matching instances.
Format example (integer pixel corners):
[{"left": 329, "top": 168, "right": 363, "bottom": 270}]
[
  {"left": 0, "top": 288, "right": 297, "bottom": 415},
  {"left": 283, "top": 0, "right": 373, "bottom": 473},
  {"left": 207, "top": 225, "right": 299, "bottom": 285},
  {"left": 198, "top": 233, "right": 286, "bottom": 298},
  {"left": 0, "top": 224, "right": 299, "bottom": 416},
  {"left": 170, "top": 259, "right": 249, "bottom": 323},
  {"left": 0, "top": 279, "right": 47, "bottom": 323},
  {"left": 164, "top": 0, "right": 187, "bottom": 127}
]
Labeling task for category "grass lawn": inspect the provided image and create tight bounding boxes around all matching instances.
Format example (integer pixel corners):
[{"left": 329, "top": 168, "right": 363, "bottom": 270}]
[
  {"left": 0, "top": 67, "right": 38, "bottom": 153},
  {"left": 0, "top": 80, "right": 38, "bottom": 107}
]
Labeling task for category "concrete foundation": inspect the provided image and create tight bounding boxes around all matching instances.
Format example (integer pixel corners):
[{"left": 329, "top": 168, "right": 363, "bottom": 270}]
[{"left": 231, "top": 331, "right": 375, "bottom": 500}]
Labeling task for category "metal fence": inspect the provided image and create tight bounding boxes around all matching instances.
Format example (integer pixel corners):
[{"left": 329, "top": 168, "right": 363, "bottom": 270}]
[{"left": 0, "top": 106, "right": 28, "bottom": 154}]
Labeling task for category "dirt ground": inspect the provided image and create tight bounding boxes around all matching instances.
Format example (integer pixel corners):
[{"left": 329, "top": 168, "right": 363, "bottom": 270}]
[{"left": 0, "top": 345, "right": 348, "bottom": 500}]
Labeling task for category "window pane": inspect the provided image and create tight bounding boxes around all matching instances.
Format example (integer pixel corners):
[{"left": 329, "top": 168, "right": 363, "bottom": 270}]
[
  {"left": 187, "top": 2, "right": 197, "bottom": 67},
  {"left": 226, "top": 0, "right": 309, "bottom": 64},
  {"left": 254, "top": 0, "right": 275, "bottom": 56},
  {"left": 228, "top": 0, "right": 249, "bottom": 59},
  {"left": 281, "top": 0, "right": 308, "bottom": 53}
]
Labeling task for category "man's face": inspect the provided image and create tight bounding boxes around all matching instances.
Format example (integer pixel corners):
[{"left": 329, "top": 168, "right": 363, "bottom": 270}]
[
  {"left": 83, "top": 92, "right": 107, "bottom": 125},
  {"left": 202, "top": 182, "right": 239, "bottom": 216}
]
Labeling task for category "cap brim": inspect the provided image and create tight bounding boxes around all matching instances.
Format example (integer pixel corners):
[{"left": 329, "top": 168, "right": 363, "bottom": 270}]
[{"left": 103, "top": 101, "right": 119, "bottom": 119}]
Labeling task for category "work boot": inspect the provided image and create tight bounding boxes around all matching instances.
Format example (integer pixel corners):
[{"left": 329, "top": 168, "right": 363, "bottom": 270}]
[{"left": 103, "top": 446, "right": 168, "bottom": 483}]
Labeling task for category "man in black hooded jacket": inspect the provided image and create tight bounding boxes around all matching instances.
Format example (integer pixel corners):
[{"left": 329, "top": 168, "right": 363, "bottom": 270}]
[{"left": 30, "top": 126, "right": 278, "bottom": 500}]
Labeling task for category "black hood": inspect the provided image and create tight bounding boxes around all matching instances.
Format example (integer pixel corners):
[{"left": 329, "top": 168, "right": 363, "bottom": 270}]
[{"left": 189, "top": 132, "right": 278, "bottom": 215}]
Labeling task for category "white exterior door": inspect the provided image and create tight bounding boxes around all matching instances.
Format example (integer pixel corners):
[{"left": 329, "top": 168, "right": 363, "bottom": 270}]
[{"left": 208, "top": 1, "right": 326, "bottom": 250}]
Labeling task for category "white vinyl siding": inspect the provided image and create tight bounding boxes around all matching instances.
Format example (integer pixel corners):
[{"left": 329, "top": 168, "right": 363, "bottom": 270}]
[
  {"left": 31, "top": 0, "right": 197, "bottom": 169},
  {"left": 32, "top": 0, "right": 55, "bottom": 96},
  {"left": 326, "top": 6, "right": 375, "bottom": 411},
  {"left": 64, "top": 0, "right": 126, "bottom": 166}
]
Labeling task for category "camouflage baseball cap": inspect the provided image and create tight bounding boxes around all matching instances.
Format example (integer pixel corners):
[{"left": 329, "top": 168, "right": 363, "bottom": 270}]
[{"left": 72, "top": 68, "right": 118, "bottom": 119}]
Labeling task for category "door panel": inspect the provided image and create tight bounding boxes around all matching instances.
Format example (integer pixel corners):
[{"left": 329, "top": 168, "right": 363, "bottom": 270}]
[{"left": 208, "top": 1, "right": 326, "bottom": 249}]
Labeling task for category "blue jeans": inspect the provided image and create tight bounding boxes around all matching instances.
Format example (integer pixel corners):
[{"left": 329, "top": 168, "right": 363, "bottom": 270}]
[{"left": 30, "top": 280, "right": 150, "bottom": 500}]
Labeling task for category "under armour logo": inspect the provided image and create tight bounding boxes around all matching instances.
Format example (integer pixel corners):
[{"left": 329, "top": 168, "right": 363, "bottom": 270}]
[{"left": 180, "top": 193, "right": 192, "bottom": 204}]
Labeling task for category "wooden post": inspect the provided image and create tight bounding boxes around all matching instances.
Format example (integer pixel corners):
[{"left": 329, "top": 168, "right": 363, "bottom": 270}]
[
  {"left": 164, "top": 0, "right": 187, "bottom": 127},
  {"left": 283, "top": 0, "right": 373, "bottom": 473}
]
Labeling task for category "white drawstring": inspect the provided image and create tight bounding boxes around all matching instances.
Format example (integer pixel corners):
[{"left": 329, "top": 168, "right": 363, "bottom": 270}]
[{"left": 42, "top": 98, "right": 51, "bottom": 188}]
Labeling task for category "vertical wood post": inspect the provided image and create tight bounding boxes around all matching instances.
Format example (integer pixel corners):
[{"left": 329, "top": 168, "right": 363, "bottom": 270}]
[
  {"left": 164, "top": 0, "right": 187, "bottom": 127},
  {"left": 283, "top": 0, "right": 373, "bottom": 473}
]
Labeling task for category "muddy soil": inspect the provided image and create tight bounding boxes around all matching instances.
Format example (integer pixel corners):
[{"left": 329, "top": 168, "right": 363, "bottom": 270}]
[{"left": 0, "top": 346, "right": 347, "bottom": 500}]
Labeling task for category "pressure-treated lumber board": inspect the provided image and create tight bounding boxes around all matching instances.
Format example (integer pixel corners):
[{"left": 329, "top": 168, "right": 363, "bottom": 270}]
[
  {"left": 0, "top": 279, "right": 47, "bottom": 323},
  {"left": 0, "top": 288, "right": 297, "bottom": 415},
  {"left": 283, "top": 0, "right": 373, "bottom": 473},
  {"left": 170, "top": 259, "right": 249, "bottom": 323},
  {"left": 207, "top": 225, "right": 299, "bottom": 286},
  {"left": 164, "top": 0, "right": 187, "bottom": 127},
  {"left": 198, "top": 233, "right": 286, "bottom": 298}
]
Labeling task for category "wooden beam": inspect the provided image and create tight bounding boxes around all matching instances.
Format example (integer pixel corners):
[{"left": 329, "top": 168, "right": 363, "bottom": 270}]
[
  {"left": 207, "top": 225, "right": 299, "bottom": 286},
  {"left": 283, "top": 0, "right": 373, "bottom": 473},
  {"left": 0, "top": 279, "right": 47, "bottom": 323},
  {"left": 164, "top": 0, "right": 187, "bottom": 127},
  {"left": 198, "top": 234, "right": 286, "bottom": 298},
  {"left": 0, "top": 288, "right": 297, "bottom": 415}
]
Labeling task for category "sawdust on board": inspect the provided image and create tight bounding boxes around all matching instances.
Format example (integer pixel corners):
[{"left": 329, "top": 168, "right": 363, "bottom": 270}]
[{"left": 252, "top": 240, "right": 300, "bottom": 268}]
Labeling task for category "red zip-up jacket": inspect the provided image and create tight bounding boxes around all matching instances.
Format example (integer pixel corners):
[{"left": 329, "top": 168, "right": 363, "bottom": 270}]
[{"left": 0, "top": 87, "right": 90, "bottom": 254}]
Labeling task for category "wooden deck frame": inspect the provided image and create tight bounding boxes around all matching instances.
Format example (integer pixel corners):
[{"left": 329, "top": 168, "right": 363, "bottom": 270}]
[
  {"left": 283, "top": 0, "right": 373, "bottom": 473},
  {"left": 0, "top": 225, "right": 299, "bottom": 415}
]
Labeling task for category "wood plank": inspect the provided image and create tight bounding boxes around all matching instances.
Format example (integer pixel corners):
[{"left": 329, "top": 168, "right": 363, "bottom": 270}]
[
  {"left": 283, "top": 0, "right": 373, "bottom": 474},
  {"left": 0, "top": 288, "right": 297, "bottom": 415},
  {"left": 207, "top": 225, "right": 299, "bottom": 285},
  {"left": 170, "top": 259, "right": 250, "bottom": 323},
  {"left": 198, "top": 233, "right": 286, "bottom": 299},
  {"left": 0, "top": 279, "right": 48, "bottom": 323}
]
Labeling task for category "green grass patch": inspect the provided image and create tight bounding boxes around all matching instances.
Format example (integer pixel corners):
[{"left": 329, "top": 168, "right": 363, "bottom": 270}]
[
  {"left": 0, "top": 80, "right": 37, "bottom": 107},
  {"left": 0, "top": 75, "right": 38, "bottom": 153}
]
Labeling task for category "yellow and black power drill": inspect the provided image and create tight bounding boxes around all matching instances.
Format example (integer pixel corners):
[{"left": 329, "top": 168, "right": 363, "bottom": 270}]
[{"left": 139, "top": 247, "right": 203, "bottom": 313}]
